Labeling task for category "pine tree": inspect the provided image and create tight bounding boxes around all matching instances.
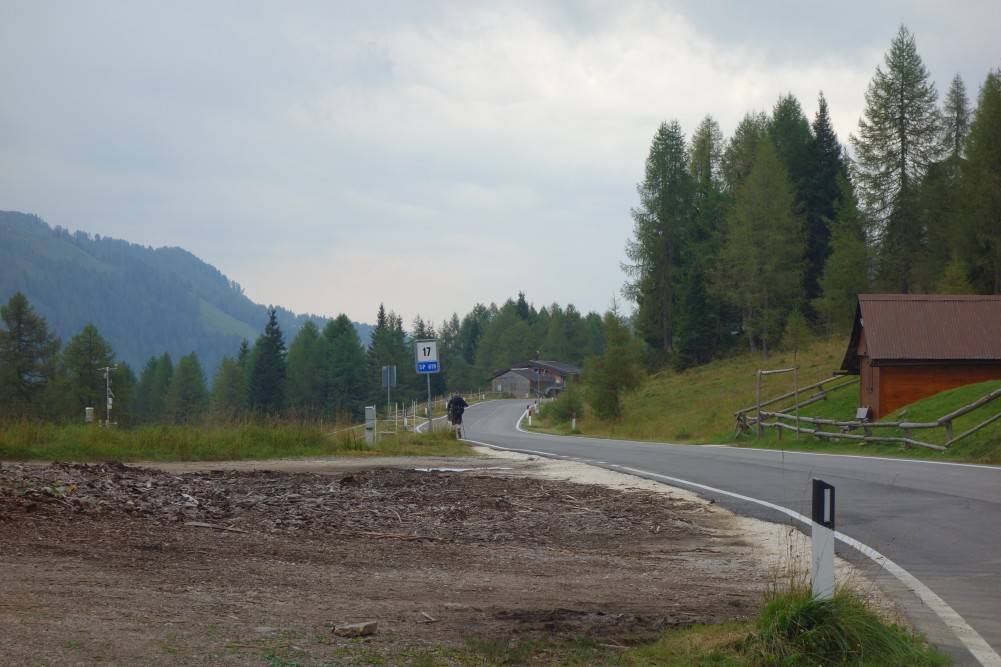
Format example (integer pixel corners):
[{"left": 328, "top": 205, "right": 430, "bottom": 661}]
[
  {"left": 813, "top": 175, "right": 871, "bottom": 335},
  {"left": 722, "top": 111, "right": 769, "bottom": 192},
  {"left": 210, "top": 356, "right": 247, "bottom": 420},
  {"left": 685, "top": 114, "right": 733, "bottom": 358},
  {"left": 803, "top": 93, "right": 850, "bottom": 303},
  {"left": 134, "top": 352, "right": 173, "bottom": 423},
  {"left": 474, "top": 300, "right": 536, "bottom": 375},
  {"left": 583, "top": 304, "right": 643, "bottom": 421},
  {"left": 623, "top": 120, "right": 693, "bottom": 355},
  {"left": 671, "top": 262, "right": 717, "bottom": 371},
  {"left": 960, "top": 69, "right": 1001, "bottom": 293},
  {"left": 720, "top": 139, "right": 804, "bottom": 358},
  {"left": 919, "top": 75, "right": 972, "bottom": 289},
  {"left": 324, "top": 314, "right": 369, "bottom": 419},
  {"left": 165, "top": 352, "right": 208, "bottom": 422},
  {"left": 942, "top": 74, "right": 971, "bottom": 160},
  {"left": 57, "top": 323, "right": 117, "bottom": 419},
  {"left": 285, "top": 321, "right": 326, "bottom": 410},
  {"left": 0, "top": 292, "right": 61, "bottom": 417},
  {"left": 246, "top": 308, "right": 287, "bottom": 413},
  {"left": 366, "top": 305, "right": 411, "bottom": 405},
  {"left": 850, "top": 25, "right": 943, "bottom": 292}
]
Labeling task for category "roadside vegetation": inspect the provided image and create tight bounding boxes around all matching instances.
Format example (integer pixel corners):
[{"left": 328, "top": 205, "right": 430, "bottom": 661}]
[
  {"left": 538, "top": 336, "right": 1001, "bottom": 465},
  {"left": 243, "top": 586, "right": 947, "bottom": 666},
  {"left": 0, "top": 415, "right": 471, "bottom": 463}
]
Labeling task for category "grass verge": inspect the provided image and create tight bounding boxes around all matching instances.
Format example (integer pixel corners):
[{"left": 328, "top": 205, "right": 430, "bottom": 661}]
[
  {"left": 533, "top": 337, "right": 1001, "bottom": 464},
  {"left": 0, "top": 419, "right": 473, "bottom": 462}
]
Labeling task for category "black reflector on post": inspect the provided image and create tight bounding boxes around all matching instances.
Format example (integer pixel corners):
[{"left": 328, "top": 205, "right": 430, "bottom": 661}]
[{"left": 812, "top": 478, "right": 835, "bottom": 529}]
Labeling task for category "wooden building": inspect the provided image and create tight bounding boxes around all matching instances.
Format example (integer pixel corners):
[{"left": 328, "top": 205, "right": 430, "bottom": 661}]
[
  {"left": 489, "top": 360, "right": 582, "bottom": 398},
  {"left": 840, "top": 294, "right": 1001, "bottom": 419}
]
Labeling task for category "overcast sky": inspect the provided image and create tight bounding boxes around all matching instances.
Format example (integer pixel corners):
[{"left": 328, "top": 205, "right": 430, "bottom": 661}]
[{"left": 2, "top": 1, "right": 999, "bottom": 327}]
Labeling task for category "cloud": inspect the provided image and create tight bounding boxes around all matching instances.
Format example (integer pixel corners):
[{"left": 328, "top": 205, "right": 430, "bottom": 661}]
[{"left": 2, "top": 0, "right": 998, "bottom": 327}]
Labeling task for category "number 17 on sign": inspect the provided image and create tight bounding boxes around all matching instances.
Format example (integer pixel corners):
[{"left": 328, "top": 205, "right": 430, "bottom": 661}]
[{"left": 415, "top": 339, "right": 439, "bottom": 374}]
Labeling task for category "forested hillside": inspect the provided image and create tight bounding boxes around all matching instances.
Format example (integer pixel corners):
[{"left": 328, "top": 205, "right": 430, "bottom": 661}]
[
  {"left": 0, "top": 211, "right": 371, "bottom": 375},
  {"left": 623, "top": 27, "right": 1001, "bottom": 370},
  {"left": 1, "top": 213, "right": 606, "bottom": 425}
]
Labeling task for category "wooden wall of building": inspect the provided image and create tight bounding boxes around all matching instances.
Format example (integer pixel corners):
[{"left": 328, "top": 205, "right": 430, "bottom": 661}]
[{"left": 870, "top": 363, "right": 1001, "bottom": 418}]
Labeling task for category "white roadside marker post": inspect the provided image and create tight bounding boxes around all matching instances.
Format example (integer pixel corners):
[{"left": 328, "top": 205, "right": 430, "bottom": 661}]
[{"left": 811, "top": 478, "right": 836, "bottom": 600}]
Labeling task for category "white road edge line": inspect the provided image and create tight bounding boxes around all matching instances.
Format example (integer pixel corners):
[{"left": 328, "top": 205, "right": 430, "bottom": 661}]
[{"left": 477, "top": 412, "right": 1001, "bottom": 667}]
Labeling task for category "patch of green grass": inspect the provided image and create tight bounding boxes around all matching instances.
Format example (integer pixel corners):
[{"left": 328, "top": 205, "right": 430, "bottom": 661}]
[
  {"left": 0, "top": 418, "right": 476, "bottom": 463},
  {"left": 617, "top": 586, "right": 948, "bottom": 667},
  {"left": 532, "top": 336, "right": 1000, "bottom": 464},
  {"left": 742, "top": 379, "right": 1001, "bottom": 464},
  {"left": 743, "top": 586, "right": 950, "bottom": 666},
  {"left": 620, "top": 623, "right": 750, "bottom": 666}
]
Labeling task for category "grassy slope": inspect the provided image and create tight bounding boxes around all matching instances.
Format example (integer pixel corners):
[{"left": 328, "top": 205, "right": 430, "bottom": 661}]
[{"left": 568, "top": 337, "right": 1001, "bottom": 464}]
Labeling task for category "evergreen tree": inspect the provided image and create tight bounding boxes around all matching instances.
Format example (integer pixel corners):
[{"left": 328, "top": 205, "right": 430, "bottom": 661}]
[
  {"left": 438, "top": 313, "right": 466, "bottom": 391},
  {"left": 781, "top": 307, "right": 813, "bottom": 355},
  {"left": 671, "top": 262, "right": 717, "bottom": 371},
  {"left": 918, "top": 75, "right": 971, "bottom": 289},
  {"left": 768, "top": 94, "right": 813, "bottom": 195},
  {"left": 583, "top": 304, "right": 643, "bottom": 421},
  {"left": 722, "top": 111, "right": 769, "bottom": 192},
  {"left": 134, "top": 352, "right": 174, "bottom": 423},
  {"left": 623, "top": 120, "right": 693, "bottom": 356},
  {"left": 57, "top": 323, "right": 117, "bottom": 420},
  {"left": 686, "top": 114, "right": 733, "bottom": 358},
  {"left": 246, "top": 308, "right": 287, "bottom": 413},
  {"left": 942, "top": 73, "right": 971, "bottom": 159},
  {"left": 850, "top": 25, "right": 943, "bottom": 292},
  {"left": 561, "top": 304, "right": 592, "bottom": 366},
  {"left": 285, "top": 320, "right": 326, "bottom": 410},
  {"left": 439, "top": 304, "right": 491, "bottom": 389},
  {"left": 720, "top": 139, "right": 805, "bottom": 357},
  {"left": 803, "top": 93, "right": 850, "bottom": 303},
  {"left": 236, "top": 338, "right": 251, "bottom": 368},
  {"left": 959, "top": 69, "right": 1001, "bottom": 293},
  {"left": 210, "top": 356, "right": 247, "bottom": 420},
  {"left": 475, "top": 300, "right": 537, "bottom": 375},
  {"left": 814, "top": 175, "right": 871, "bottom": 335},
  {"left": 540, "top": 303, "right": 567, "bottom": 361},
  {"left": 165, "top": 352, "right": 208, "bottom": 422},
  {"left": 324, "top": 314, "right": 370, "bottom": 419},
  {"left": 366, "top": 304, "right": 411, "bottom": 405},
  {"left": 0, "top": 292, "right": 61, "bottom": 417},
  {"left": 514, "top": 291, "right": 536, "bottom": 323}
]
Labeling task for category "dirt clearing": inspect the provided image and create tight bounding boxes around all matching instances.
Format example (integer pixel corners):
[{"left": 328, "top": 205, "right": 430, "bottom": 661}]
[{"left": 1, "top": 449, "right": 816, "bottom": 666}]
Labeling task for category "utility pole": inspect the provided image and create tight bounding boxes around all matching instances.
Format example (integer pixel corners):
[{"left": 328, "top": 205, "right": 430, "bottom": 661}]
[{"left": 101, "top": 365, "right": 117, "bottom": 426}]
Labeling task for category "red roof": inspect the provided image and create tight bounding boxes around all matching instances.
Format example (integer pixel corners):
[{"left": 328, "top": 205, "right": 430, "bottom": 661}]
[{"left": 842, "top": 294, "right": 1001, "bottom": 371}]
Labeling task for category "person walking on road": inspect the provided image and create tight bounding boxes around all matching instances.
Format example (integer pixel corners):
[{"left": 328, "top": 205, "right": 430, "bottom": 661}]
[{"left": 446, "top": 393, "right": 469, "bottom": 438}]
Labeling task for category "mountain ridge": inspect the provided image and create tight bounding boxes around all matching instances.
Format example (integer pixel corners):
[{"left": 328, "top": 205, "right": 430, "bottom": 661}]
[{"left": 0, "top": 210, "right": 373, "bottom": 376}]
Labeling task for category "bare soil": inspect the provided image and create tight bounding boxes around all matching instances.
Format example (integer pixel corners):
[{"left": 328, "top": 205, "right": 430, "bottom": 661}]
[{"left": 0, "top": 452, "right": 778, "bottom": 666}]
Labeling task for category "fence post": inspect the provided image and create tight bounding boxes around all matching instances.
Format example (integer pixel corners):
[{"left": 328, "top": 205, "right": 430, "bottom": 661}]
[{"left": 756, "top": 371, "right": 763, "bottom": 438}]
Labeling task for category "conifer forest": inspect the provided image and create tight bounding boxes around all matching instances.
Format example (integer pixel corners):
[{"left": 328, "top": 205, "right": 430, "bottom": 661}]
[{"left": 2, "top": 26, "right": 1000, "bottom": 425}]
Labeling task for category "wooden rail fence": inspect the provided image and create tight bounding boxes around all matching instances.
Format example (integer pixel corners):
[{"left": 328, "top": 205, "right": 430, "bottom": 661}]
[{"left": 735, "top": 377, "right": 1001, "bottom": 452}]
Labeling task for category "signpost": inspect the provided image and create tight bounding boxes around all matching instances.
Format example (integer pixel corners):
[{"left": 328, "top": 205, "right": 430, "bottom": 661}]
[
  {"left": 382, "top": 365, "right": 396, "bottom": 434},
  {"left": 414, "top": 339, "right": 439, "bottom": 431}
]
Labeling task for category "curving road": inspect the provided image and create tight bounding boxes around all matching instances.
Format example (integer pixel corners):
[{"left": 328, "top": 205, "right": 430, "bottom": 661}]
[{"left": 461, "top": 399, "right": 1001, "bottom": 667}]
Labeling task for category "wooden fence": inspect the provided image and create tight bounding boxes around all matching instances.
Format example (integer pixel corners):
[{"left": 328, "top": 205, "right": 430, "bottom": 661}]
[{"left": 735, "top": 376, "right": 1001, "bottom": 452}]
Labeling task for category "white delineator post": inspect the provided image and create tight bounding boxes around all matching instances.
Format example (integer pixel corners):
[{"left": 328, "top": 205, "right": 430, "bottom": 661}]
[{"left": 811, "top": 478, "right": 836, "bottom": 600}]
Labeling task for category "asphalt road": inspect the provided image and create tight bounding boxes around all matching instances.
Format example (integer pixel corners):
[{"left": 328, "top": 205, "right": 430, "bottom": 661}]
[{"left": 461, "top": 399, "right": 1001, "bottom": 667}]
